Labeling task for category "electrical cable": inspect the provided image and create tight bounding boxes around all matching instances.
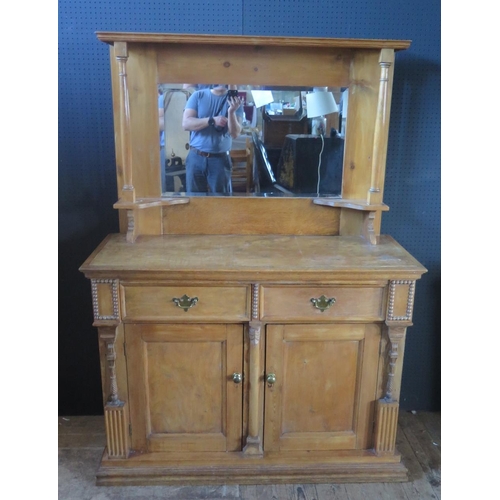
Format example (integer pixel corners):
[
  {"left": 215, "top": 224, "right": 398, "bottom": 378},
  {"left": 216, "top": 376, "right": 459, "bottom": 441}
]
[{"left": 316, "top": 134, "right": 324, "bottom": 196}]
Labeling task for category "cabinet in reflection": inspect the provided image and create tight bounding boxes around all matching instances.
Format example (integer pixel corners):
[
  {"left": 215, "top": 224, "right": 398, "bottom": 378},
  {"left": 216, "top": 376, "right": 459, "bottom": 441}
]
[{"left": 277, "top": 133, "right": 344, "bottom": 194}]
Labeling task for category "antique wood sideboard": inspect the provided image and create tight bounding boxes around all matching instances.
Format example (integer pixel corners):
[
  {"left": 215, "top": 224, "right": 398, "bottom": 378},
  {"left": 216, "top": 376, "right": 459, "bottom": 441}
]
[{"left": 80, "top": 32, "right": 427, "bottom": 485}]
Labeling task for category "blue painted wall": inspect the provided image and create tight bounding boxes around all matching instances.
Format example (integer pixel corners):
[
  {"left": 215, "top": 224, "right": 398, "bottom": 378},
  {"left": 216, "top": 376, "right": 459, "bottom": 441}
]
[{"left": 59, "top": 0, "right": 440, "bottom": 414}]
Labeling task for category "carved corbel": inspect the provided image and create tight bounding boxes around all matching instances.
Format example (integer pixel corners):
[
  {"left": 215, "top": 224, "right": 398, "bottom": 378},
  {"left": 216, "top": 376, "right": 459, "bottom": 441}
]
[
  {"left": 382, "top": 326, "right": 406, "bottom": 403},
  {"left": 338, "top": 207, "right": 381, "bottom": 245},
  {"left": 101, "top": 331, "right": 123, "bottom": 407},
  {"left": 126, "top": 209, "right": 138, "bottom": 243},
  {"left": 363, "top": 211, "right": 377, "bottom": 244}
]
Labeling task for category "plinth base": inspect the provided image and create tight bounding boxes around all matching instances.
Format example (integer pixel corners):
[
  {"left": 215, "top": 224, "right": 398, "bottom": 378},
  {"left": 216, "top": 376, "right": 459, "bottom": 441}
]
[{"left": 96, "top": 448, "right": 408, "bottom": 486}]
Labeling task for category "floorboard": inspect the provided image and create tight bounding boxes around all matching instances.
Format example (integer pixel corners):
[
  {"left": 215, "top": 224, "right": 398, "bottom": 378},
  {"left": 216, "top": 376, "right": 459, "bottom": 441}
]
[
  {"left": 58, "top": 411, "right": 441, "bottom": 500},
  {"left": 398, "top": 411, "right": 441, "bottom": 499}
]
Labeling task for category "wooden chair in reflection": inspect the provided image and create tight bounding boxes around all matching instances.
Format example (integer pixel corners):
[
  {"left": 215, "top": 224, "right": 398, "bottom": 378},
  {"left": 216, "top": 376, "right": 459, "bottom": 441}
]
[{"left": 230, "top": 137, "right": 253, "bottom": 193}]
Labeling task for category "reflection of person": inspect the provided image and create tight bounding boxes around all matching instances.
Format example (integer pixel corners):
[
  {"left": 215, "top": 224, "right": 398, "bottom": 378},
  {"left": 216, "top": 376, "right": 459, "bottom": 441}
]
[
  {"left": 182, "top": 85, "right": 243, "bottom": 193},
  {"left": 158, "top": 90, "right": 166, "bottom": 192}
]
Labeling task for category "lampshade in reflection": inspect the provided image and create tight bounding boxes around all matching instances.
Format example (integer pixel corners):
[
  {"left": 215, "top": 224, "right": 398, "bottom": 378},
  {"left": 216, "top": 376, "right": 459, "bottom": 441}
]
[
  {"left": 305, "top": 91, "right": 338, "bottom": 118},
  {"left": 306, "top": 91, "right": 338, "bottom": 136},
  {"left": 250, "top": 90, "right": 274, "bottom": 108}
]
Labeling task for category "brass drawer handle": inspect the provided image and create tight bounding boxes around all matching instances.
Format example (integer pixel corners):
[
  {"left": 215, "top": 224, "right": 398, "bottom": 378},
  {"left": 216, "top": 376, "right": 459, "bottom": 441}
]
[
  {"left": 310, "top": 295, "right": 336, "bottom": 312},
  {"left": 232, "top": 372, "right": 243, "bottom": 384},
  {"left": 172, "top": 294, "right": 199, "bottom": 312}
]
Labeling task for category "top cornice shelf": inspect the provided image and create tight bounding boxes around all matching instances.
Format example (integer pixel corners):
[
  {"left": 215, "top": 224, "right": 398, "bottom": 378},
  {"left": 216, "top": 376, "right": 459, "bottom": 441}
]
[{"left": 95, "top": 32, "right": 411, "bottom": 51}]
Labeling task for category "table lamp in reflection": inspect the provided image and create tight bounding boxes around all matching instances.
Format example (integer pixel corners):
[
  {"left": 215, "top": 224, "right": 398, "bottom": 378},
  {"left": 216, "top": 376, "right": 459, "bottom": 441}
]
[
  {"left": 306, "top": 89, "right": 338, "bottom": 136},
  {"left": 250, "top": 90, "right": 275, "bottom": 109}
]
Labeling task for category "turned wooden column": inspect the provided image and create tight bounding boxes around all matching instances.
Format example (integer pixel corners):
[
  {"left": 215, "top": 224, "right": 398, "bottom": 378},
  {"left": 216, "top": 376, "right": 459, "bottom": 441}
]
[
  {"left": 114, "top": 41, "right": 135, "bottom": 203},
  {"left": 368, "top": 48, "right": 394, "bottom": 206},
  {"left": 243, "top": 284, "right": 264, "bottom": 455}
]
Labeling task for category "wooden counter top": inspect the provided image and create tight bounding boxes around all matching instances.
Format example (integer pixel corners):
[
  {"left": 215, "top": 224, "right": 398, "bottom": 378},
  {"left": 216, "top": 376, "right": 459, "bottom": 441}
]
[{"left": 80, "top": 234, "right": 426, "bottom": 282}]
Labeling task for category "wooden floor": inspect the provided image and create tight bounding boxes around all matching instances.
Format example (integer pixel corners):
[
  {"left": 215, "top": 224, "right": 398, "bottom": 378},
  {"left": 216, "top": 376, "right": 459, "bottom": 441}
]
[{"left": 58, "top": 411, "right": 440, "bottom": 500}]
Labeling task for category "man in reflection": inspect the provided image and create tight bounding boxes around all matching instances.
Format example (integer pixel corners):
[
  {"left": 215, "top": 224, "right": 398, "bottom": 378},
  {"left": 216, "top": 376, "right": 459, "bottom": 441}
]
[{"left": 182, "top": 85, "right": 243, "bottom": 194}]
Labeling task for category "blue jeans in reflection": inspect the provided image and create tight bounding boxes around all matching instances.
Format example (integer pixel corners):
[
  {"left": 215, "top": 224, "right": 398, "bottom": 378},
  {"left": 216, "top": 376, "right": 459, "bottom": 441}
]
[
  {"left": 160, "top": 146, "right": 166, "bottom": 193},
  {"left": 185, "top": 150, "right": 232, "bottom": 194}
]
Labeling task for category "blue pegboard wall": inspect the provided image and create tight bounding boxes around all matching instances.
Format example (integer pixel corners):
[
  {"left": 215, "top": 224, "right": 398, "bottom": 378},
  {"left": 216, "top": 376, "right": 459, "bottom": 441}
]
[{"left": 59, "top": 0, "right": 440, "bottom": 414}]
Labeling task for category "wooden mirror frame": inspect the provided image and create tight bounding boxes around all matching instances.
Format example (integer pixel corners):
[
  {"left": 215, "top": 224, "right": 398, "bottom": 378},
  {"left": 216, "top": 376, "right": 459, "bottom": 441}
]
[{"left": 97, "top": 32, "right": 410, "bottom": 242}]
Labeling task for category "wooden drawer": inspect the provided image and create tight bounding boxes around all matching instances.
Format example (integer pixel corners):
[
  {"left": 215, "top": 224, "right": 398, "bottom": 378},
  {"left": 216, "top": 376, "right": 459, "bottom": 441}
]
[
  {"left": 123, "top": 285, "right": 249, "bottom": 322},
  {"left": 261, "top": 286, "right": 385, "bottom": 322}
]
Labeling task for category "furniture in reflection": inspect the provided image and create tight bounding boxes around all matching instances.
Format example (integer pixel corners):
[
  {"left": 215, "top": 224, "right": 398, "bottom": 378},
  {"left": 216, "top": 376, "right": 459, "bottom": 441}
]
[
  {"left": 243, "top": 105, "right": 257, "bottom": 129},
  {"left": 164, "top": 154, "right": 186, "bottom": 193},
  {"left": 251, "top": 131, "right": 291, "bottom": 195},
  {"left": 277, "top": 133, "right": 344, "bottom": 195},
  {"left": 163, "top": 89, "right": 191, "bottom": 164},
  {"left": 230, "top": 138, "right": 253, "bottom": 193},
  {"left": 262, "top": 109, "right": 308, "bottom": 174},
  {"left": 162, "top": 88, "right": 190, "bottom": 193},
  {"left": 80, "top": 33, "right": 426, "bottom": 486}
]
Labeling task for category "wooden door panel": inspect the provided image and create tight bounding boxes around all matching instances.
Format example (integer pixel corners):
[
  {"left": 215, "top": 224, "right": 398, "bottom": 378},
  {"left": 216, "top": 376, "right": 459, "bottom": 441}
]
[
  {"left": 264, "top": 324, "right": 379, "bottom": 452},
  {"left": 146, "top": 340, "right": 223, "bottom": 434},
  {"left": 281, "top": 340, "right": 358, "bottom": 433},
  {"left": 126, "top": 323, "right": 243, "bottom": 453}
]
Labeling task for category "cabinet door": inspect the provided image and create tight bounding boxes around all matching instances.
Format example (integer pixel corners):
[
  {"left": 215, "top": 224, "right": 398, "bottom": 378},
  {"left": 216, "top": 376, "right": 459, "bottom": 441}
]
[
  {"left": 264, "top": 324, "right": 380, "bottom": 452},
  {"left": 125, "top": 323, "right": 243, "bottom": 453}
]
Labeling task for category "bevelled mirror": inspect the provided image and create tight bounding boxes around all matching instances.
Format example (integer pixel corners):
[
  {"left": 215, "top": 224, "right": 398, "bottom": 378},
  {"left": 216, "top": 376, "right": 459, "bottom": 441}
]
[{"left": 158, "top": 83, "right": 348, "bottom": 198}]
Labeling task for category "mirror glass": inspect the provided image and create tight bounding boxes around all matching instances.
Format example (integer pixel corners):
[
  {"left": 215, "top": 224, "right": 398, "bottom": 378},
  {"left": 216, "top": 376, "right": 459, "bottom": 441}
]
[{"left": 158, "top": 84, "right": 348, "bottom": 198}]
